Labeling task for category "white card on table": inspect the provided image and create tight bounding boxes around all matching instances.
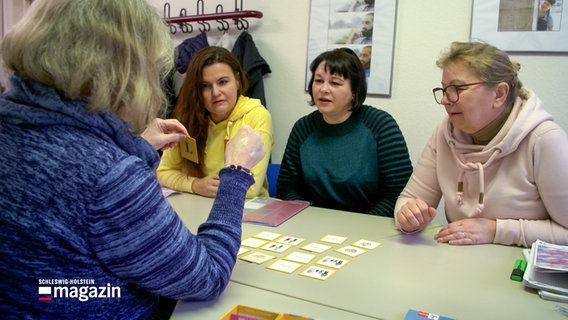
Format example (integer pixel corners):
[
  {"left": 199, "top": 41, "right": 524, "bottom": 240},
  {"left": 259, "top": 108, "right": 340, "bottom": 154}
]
[
  {"left": 320, "top": 234, "right": 347, "bottom": 244},
  {"left": 261, "top": 242, "right": 291, "bottom": 253},
  {"left": 300, "top": 242, "right": 331, "bottom": 253},
  {"left": 336, "top": 245, "right": 367, "bottom": 257},
  {"left": 254, "top": 231, "right": 282, "bottom": 240},
  {"left": 237, "top": 247, "right": 250, "bottom": 256},
  {"left": 276, "top": 236, "right": 305, "bottom": 246},
  {"left": 239, "top": 252, "right": 276, "bottom": 264},
  {"left": 241, "top": 237, "right": 268, "bottom": 248},
  {"left": 316, "top": 255, "right": 350, "bottom": 269},
  {"left": 300, "top": 266, "right": 336, "bottom": 280},
  {"left": 267, "top": 259, "right": 303, "bottom": 274},
  {"left": 352, "top": 239, "right": 381, "bottom": 250},
  {"left": 284, "top": 251, "right": 316, "bottom": 264}
]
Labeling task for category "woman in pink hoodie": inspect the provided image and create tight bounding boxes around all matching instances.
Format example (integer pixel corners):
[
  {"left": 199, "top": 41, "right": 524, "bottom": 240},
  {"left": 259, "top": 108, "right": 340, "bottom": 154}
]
[{"left": 395, "top": 41, "right": 568, "bottom": 247}]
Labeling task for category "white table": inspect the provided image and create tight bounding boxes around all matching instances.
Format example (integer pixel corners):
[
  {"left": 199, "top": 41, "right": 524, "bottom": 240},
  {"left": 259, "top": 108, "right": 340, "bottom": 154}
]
[
  {"left": 171, "top": 281, "right": 380, "bottom": 320},
  {"left": 168, "top": 193, "right": 565, "bottom": 320}
]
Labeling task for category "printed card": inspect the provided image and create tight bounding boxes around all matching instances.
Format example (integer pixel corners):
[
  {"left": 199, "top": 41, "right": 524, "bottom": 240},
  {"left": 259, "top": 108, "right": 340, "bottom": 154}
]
[
  {"left": 237, "top": 247, "right": 250, "bottom": 256},
  {"left": 534, "top": 239, "right": 568, "bottom": 272},
  {"left": 276, "top": 236, "right": 305, "bottom": 246},
  {"left": 267, "top": 259, "right": 303, "bottom": 274},
  {"left": 320, "top": 234, "right": 347, "bottom": 244},
  {"left": 241, "top": 237, "right": 268, "bottom": 248},
  {"left": 161, "top": 187, "right": 180, "bottom": 198},
  {"left": 336, "top": 245, "right": 367, "bottom": 257},
  {"left": 239, "top": 252, "right": 276, "bottom": 264},
  {"left": 300, "top": 266, "right": 336, "bottom": 281},
  {"left": 180, "top": 136, "right": 199, "bottom": 163},
  {"left": 254, "top": 231, "right": 282, "bottom": 241},
  {"left": 300, "top": 242, "right": 331, "bottom": 253},
  {"left": 352, "top": 239, "right": 381, "bottom": 250},
  {"left": 316, "top": 256, "right": 350, "bottom": 269},
  {"left": 284, "top": 251, "right": 316, "bottom": 264},
  {"left": 261, "top": 242, "right": 291, "bottom": 253}
]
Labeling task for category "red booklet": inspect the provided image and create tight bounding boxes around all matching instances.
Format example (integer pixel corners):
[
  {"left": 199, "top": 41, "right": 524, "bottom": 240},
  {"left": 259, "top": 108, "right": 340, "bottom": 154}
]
[{"left": 242, "top": 197, "right": 310, "bottom": 227}]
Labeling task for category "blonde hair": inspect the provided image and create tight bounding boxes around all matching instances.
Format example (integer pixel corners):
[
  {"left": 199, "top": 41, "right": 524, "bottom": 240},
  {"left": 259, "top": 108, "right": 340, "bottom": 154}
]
[
  {"left": 0, "top": 0, "right": 173, "bottom": 133},
  {"left": 436, "top": 41, "right": 527, "bottom": 106}
]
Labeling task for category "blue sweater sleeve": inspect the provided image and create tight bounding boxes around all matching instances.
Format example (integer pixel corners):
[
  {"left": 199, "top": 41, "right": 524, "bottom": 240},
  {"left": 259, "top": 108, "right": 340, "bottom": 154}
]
[{"left": 88, "top": 157, "right": 253, "bottom": 301}]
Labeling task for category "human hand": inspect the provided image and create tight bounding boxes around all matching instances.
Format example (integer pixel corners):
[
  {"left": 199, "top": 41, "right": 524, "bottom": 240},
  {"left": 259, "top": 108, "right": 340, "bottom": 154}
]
[
  {"left": 224, "top": 126, "right": 265, "bottom": 170},
  {"left": 396, "top": 198, "right": 436, "bottom": 232},
  {"left": 141, "top": 118, "right": 189, "bottom": 151},
  {"left": 434, "top": 218, "right": 496, "bottom": 245},
  {"left": 346, "top": 30, "right": 362, "bottom": 44},
  {"left": 192, "top": 175, "right": 220, "bottom": 198}
]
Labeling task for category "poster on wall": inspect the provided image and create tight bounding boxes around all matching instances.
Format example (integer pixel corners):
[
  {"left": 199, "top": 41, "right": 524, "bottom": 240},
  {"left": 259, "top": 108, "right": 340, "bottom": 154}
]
[
  {"left": 306, "top": 0, "right": 397, "bottom": 96},
  {"left": 470, "top": 0, "right": 568, "bottom": 52}
]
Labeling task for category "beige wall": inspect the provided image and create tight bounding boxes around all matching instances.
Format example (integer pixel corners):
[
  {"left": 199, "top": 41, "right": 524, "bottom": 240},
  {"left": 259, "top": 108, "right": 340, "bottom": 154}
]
[
  {"left": 6, "top": 0, "right": 568, "bottom": 165},
  {"left": 152, "top": 0, "right": 568, "bottom": 167},
  {"left": 6, "top": 0, "right": 568, "bottom": 172},
  {"left": 4, "top": 0, "right": 568, "bottom": 163},
  {"left": 1, "top": 0, "right": 32, "bottom": 37},
  {"left": 1, "top": 0, "right": 33, "bottom": 89}
]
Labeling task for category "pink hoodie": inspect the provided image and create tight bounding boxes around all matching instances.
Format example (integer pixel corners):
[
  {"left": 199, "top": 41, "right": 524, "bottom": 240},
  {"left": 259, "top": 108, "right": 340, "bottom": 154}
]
[{"left": 395, "top": 89, "right": 568, "bottom": 247}]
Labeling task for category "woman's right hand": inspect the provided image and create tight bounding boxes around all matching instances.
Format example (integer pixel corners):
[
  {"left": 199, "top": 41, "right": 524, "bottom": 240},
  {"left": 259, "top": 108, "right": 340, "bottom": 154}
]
[
  {"left": 396, "top": 198, "right": 437, "bottom": 232},
  {"left": 224, "top": 126, "right": 265, "bottom": 170}
]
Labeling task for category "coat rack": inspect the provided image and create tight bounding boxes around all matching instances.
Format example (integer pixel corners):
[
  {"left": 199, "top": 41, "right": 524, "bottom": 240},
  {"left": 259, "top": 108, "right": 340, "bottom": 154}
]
[{"left": 163, "top": 1, "right": 263, "bottom": 34}]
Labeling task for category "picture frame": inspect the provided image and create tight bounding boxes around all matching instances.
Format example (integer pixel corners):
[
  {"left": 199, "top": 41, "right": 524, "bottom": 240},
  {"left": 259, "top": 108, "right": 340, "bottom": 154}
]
[
  {"left": 306, "top": 0, "right": 398, "bottom": 96},
  {"left": 470, "top": 0, "right": 568, "bottom": 52}
]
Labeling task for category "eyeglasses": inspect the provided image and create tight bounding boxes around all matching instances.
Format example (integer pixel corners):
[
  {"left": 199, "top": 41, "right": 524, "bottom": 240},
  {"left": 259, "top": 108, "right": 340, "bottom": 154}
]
[{"left": 432, "top": 81, "right": 486, "bottom": 104}]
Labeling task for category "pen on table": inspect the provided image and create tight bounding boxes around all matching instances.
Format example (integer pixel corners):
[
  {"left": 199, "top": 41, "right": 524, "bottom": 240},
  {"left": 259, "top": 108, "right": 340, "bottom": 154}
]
[
  {"left": 540, "top": 290, "right": 568, "bottom": 303},
  {"left": 510, "top": 259, "right": 527, "bottom": 282},
  {"left": 555, "top": 305, "right": 568, "bottom": 317}
]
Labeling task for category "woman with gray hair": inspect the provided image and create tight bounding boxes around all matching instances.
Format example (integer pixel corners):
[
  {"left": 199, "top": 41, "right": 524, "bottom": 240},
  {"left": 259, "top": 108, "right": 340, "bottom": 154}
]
[
  {"left": 0, "top": 0, "right": 265, "bottom": 318},
  {"left": 395, "top": 41, "right": 568, "bottom": 247}
]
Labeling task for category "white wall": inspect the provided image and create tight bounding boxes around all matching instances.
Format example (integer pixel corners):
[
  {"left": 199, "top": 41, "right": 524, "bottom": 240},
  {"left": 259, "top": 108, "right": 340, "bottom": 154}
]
[
  {"left": 1, "top": 1, "right": 33, "bottom": 36},
  {"left": 1, "top": 0, "right": 34, "bottom": 89},
  {"left": 3, "top": 1, "right": 567, "bottom": 163},
  {"left": 152, "top": 0, "right": 568, "bottom": 167}
]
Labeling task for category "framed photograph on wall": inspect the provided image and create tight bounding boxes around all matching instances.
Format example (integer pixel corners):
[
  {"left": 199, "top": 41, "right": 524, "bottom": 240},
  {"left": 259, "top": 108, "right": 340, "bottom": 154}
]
[
  {"left": 470, "top": 0, "right": 568, "bottom": 52},
  {"left": 306, "top": 0, "right": 398, "bottom": 96}
]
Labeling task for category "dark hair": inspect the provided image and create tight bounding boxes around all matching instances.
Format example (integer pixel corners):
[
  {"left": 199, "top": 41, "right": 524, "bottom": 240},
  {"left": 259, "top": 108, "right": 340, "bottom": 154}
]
[
  {"left": 173, "top": 46, "right": 248, "bottom": 177},
  {"left": 307, "top": 48, "right": 367, "bottom": 110}
]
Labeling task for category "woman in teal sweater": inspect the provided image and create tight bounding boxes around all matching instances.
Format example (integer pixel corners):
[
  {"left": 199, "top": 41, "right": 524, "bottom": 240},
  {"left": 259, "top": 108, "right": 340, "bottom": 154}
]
[{"left": 278, "top": 48, "right": 412, "bottom": 217}]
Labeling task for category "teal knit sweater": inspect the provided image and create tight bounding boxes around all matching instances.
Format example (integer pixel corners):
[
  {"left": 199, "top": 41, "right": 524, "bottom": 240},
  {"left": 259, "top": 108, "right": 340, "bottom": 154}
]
[
  {"left": 278, "top": 105, "right": 412, "bottom": 217},
  {"left": 0, "top": 77, "right": 253, "bottom": 319}
]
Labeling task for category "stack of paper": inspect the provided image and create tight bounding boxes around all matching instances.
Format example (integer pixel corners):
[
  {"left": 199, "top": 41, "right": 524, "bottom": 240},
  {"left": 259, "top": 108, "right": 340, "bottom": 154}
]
[{"left": 523, "top": 240, "right": 568, "bottom": 298}]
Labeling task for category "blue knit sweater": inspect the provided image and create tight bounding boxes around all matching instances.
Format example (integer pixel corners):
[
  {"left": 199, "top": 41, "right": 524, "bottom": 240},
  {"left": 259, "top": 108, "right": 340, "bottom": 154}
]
[{"left": 0, "top": 77, "right": 253, "bottom": 319}]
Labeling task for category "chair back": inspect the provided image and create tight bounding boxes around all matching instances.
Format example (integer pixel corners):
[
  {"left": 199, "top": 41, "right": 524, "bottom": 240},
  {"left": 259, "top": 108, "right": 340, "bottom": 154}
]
[{"left": 266, "top": 163, "right": 281, "bottom": 197}]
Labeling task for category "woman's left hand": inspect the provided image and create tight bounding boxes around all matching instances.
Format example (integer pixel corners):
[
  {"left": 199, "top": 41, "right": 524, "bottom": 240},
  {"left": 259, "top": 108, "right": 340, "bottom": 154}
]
[
  {"left": 434, "top": 218, "right": 496, "bottom": 245},
  {"left": 141, "top": 118, "right": 189, "bottom": 151}
]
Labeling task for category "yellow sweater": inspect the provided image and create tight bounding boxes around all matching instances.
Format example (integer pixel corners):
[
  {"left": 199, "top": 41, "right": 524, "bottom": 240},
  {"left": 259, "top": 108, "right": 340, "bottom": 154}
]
[{"left": 157, "top": 96, "right": 273, "bottom": 198}]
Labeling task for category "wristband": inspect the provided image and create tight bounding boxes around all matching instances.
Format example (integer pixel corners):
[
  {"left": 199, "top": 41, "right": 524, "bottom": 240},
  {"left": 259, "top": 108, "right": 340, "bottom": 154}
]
[{"left": 223, "top": 164, "right": 254, "bottom": 177}]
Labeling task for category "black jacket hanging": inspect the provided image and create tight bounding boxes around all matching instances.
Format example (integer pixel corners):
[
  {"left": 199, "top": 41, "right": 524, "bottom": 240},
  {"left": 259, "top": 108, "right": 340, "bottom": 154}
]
[{"left": 231, "top": 31, "right": 272, "bottom": 108}]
